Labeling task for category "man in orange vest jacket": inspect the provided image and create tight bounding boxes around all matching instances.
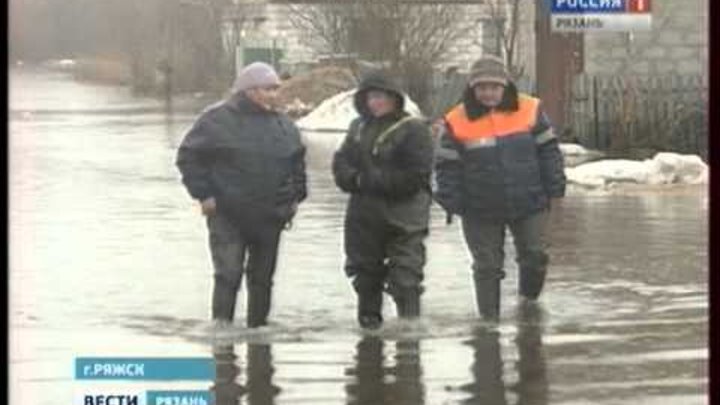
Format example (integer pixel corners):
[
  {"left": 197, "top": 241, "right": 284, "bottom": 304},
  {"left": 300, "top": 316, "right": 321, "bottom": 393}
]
[{"left": 434, "top": 56, "right": 566, "bottom": 323}]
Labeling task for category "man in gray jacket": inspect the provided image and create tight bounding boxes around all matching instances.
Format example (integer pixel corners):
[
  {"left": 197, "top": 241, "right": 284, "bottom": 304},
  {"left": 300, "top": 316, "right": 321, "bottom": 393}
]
[{"left": 176, "top": 62, "right": 307, "bottom": 328}]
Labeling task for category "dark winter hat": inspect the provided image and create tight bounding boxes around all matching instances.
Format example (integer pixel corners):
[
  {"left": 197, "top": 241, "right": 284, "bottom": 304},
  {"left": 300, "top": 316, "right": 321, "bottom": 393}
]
[
  {"left": 232, "top": 62, "right": 281, "bottom": 93},
  {"left": 468, "top": 55, "right": 509, "bottom": 87}
]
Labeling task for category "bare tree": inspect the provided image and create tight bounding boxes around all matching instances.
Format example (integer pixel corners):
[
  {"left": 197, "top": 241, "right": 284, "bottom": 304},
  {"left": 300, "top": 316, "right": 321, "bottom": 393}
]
[
  {"left": 285, "top": 3, "right": 351, "bottom": 56},
  {"left": 485, "top": 0, "right": 525, "bottom": 79},
  {"left": 171, "top": 0, "right": 234, "bottom": 93},
  {"left": 283, "top": 0, "right": 467, "bottom": 113}
]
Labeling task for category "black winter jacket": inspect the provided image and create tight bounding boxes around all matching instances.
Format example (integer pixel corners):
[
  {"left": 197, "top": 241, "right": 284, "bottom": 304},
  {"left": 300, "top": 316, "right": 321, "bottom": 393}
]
[
  {"left": 333, "top": 73, "right": 433, "bottom": 200},
  {"left": 332, "top": 72, "right": 434, "bottom": 231},
  {"left": 176, "top": 94, "right": 307, "bottom": 225}
]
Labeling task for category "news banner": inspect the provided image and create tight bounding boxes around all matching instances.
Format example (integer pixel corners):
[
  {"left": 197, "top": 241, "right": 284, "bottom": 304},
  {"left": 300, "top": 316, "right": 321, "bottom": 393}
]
[
  {"left": 551, "top": 0, "right": 653, "bottom": 31},
  {"left": 74, "top": 357, "right": 214, "bottom": 405}
]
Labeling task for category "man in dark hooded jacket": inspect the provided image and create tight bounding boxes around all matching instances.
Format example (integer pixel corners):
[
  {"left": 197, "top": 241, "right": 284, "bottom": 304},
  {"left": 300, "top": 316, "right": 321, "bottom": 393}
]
[
  {"left": 434, "top": 56, "right": 566, "bottom": 323},
  {"left": 176, "top": 62, "right": 307, "bottom": 328},
  {"left": 332, "top": 71, "right": 434, "bottom": 330}
]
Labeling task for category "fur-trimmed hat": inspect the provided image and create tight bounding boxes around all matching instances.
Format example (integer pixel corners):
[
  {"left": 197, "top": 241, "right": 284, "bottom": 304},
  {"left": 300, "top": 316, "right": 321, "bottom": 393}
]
[{"left": 468, "top": 55, "right": 509, "bottom": 87}]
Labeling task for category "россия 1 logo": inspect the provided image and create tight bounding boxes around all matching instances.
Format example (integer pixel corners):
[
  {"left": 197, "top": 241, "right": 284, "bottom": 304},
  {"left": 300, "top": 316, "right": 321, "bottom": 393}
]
[
  {"left": 552, "top": 0, "right": 651, "bottom": 13},
  {"left": 550, "top": 0, "right": 652, "bottom": 32}
]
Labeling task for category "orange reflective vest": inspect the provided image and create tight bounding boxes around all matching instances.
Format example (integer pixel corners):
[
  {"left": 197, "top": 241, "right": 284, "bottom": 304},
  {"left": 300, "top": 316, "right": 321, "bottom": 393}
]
[{"left": 444, "top": 94, "right": 540, "bottom": 146}]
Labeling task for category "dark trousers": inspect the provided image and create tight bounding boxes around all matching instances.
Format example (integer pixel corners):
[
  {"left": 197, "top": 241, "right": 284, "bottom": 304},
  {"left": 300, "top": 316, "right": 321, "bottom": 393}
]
[
  {"left": 345, "top": 219, "right": 427, "bottom": 295},
  {"left": 461, "top": 210, "right": 549, "bottom": 301},
  {"left": 344, "top": 206, "right": 427, "bottom": 320},
  {"left": 207, "top": 211, "right": 283, "bottom": 327}
]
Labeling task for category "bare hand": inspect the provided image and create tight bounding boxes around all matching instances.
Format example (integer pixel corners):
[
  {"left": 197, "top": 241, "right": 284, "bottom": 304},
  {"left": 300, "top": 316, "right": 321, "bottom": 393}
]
[{"left": 200, "top": 197, "right": 217, "bottom": 216}]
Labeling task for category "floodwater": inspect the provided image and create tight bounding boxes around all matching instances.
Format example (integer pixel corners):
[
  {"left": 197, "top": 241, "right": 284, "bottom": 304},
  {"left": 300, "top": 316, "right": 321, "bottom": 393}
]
[{"left": 9, "top": 67, "right": 708, "bottom": 405}]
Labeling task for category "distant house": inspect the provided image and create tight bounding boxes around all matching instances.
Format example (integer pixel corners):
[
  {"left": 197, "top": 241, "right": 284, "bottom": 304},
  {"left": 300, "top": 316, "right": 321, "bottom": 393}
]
[
  {"left": 561, "top": 0, "right": 708, "bottom": 153},
  {"left": 581, "top": 0, "right": 708, "bottom": 77},
  {"left": 533, "top": 0, "right": 708, "bottom": 138},
  {"left": 221, "top": 0, "right": 708, "bottom": 148},
  {"left": 221, "top": 0, "right": 539, "bottom": 80}
]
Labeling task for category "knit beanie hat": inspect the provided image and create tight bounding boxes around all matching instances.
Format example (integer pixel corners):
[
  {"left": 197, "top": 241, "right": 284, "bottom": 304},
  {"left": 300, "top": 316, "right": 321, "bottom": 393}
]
[
  {"left": 468, "top": 55, "right": 509, "bottom": 87},
  {"left": 232, "top": 62, "right": 281, "bottom": 93}
]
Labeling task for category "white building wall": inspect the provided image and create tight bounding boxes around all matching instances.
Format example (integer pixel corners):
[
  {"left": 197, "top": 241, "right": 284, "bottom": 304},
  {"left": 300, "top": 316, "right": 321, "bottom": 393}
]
[{"left": 583, "top": 0, "right": 708, "bottom": 76}]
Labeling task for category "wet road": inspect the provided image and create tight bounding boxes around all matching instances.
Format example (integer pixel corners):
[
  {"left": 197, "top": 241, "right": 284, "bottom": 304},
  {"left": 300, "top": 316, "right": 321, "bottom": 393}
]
[{"left": 9, "top": 67, "right": 708, "bottom": 404}]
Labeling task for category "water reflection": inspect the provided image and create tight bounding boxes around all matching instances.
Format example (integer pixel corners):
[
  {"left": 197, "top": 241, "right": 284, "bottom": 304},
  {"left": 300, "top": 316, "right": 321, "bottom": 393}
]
[
  {"left": 461, "top": 303, "right": 548, "bottom": 405},
  {"left": 212, "top": 343, "right": 243, "bottom": 405},
  {"left": 345, "top": 336, "right": 425, "bottom": 405},
  {"left": 211, "top": 343, "right": 280, "bottom": 405},
  {"left": 512, "top": 303, "right": 549, "bottom": 405},
  {"left": 461, "top": 328, "right": 507, "bottom": 404}
]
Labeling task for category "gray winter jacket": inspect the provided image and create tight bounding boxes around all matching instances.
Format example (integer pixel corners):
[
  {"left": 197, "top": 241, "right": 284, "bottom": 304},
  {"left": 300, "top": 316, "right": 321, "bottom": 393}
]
[{"left": 176, "top": 94, "right": 307, "bottom": 225}]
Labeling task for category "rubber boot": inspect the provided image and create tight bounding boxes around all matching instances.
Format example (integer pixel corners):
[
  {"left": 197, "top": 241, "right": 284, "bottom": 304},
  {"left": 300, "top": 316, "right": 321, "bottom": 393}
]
[
  {"left": 474, "top": 278, "right": 501, "bottom": 323},
  {"left": 519, "top": 268, "right": 547, "bottom": 301},
  {"left": 395, "top": 288, "right": 421, "bottom": 319},
  {"left": 247, "top": 286, "right": 271, "bottom": 328},
  {"left": 357, "top": 290, "right": 383, "bottom": 330}
]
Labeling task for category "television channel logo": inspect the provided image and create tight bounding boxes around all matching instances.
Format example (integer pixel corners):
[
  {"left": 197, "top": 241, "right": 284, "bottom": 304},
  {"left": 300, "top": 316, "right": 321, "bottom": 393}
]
[{"left": 551, "top": 0, "right": 652, "bottom": 31}]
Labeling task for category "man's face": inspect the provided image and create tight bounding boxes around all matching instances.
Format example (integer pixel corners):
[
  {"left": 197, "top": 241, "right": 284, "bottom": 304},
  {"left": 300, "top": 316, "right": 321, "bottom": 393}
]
[
  {"left": 366, "top": 90, "right": 398, "bottom": 118},
  {"left": 473, "top": 82, "right": 506, "bottom": 108},
  {"left": 245, "top": 85, "right": 280, "bottom": 111}
]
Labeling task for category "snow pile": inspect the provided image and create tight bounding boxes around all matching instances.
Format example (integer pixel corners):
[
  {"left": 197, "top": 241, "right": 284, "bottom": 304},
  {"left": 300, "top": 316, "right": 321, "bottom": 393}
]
[
  {"left": 278, "top": 66, "right": 355, "bottom": 118},
  {"left": 297, "top": 89, "right": 423, "bottom": 132},
  {"left": 652, "top": 153, "right": 709, "bottom": 184},
  {"left": 560, "top": 143, "right": 596, "bottom": 156},
  {"left": 566, "top": 152, "right": 708, "bottom": 189},
  {"left": 559, "top": 143, "right": 605, "bottom": 167}
]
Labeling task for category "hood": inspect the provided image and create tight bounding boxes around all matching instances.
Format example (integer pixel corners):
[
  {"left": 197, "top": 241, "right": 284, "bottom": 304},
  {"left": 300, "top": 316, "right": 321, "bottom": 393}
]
[
  {"left": 462, "top": 81, "right": 520, "bottom": 120},
  {"left": 353, "top": 70, "right": 406, "bottom": 118}
]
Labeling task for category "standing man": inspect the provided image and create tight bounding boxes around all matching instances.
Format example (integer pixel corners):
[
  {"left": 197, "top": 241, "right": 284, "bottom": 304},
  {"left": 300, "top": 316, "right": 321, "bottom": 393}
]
[
  {"left": 434, "top": 56, "right": 566, "bottom": 323},
  {"left": 176, "top": 62, "right": 307, "bottom": 328},
  {"left": 332, "top": 71, "right": 434, "bottom": 330}
]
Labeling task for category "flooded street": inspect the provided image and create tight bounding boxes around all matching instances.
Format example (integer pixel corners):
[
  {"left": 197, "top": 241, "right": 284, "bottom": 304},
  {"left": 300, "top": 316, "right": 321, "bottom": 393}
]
[{"left": 9, "top": 67, "right": 708, "bottom": 405}]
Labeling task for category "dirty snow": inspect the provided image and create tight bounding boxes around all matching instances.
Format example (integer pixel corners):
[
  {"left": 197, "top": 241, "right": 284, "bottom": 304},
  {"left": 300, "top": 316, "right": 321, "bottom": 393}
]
[
  {"left": 560, "top": 143, "right": 600, "bottom": 157},
  {"left": 560, "top": 143, "right": 606, "bottom": 167},
  {"left": 566, "top": 152, "right": 708, "bottom": 189},
  {"left": 297, "top": 89, "right": 423, "bottom": 131},
  {"left": 278, "top": 66, "right": 355, "bottom": 117}
]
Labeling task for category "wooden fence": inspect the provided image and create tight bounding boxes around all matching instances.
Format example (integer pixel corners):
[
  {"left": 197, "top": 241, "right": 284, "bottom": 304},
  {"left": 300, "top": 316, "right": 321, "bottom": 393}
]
[{"left": 569, "top": 74, "right": 708, "bottom": 159}]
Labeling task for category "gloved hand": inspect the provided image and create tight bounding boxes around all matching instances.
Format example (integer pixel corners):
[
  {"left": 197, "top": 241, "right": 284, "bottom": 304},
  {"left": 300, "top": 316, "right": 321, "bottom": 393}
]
[
  {"left": 356, "top": 168, "right": 384, "bottom": 194},
  {"left": 445, "top": 212, "right": 454, "bottom": 225},
  {"left": 282, "top": 201, "right": 299, "bottom": 230},
  {"left": 435, "top": 197, "right": 463, "bottom": 225}
]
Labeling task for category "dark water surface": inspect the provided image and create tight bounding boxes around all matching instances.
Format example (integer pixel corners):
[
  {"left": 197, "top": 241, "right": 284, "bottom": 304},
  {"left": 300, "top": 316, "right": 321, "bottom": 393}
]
[{"left": 9, "top": 67, "right": 708, "bottom": 404}]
